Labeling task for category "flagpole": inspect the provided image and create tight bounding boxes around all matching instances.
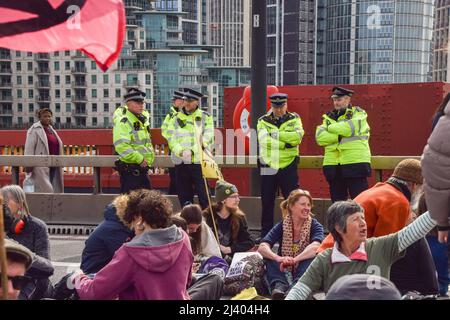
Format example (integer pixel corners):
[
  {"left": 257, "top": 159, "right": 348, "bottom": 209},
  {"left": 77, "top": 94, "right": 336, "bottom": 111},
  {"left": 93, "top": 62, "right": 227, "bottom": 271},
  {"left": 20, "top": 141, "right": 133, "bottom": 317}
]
[
  {"left": 203, "top": 177, "right": 221, "bottom": 246},
  {"left": 0, "top": 197, "right": 9, "bottom": 300}
]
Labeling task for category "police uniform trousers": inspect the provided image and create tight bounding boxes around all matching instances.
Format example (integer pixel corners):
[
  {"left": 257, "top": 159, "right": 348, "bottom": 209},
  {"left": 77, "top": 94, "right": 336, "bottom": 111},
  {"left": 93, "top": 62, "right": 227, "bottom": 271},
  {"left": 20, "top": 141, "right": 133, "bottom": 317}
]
[
  {"left": 324, "top": 164, "right": 370, "bottom": 203},
  {"left": 168, "top": 167, "right": 177, "bottom": 195},
  {"left": 119, "top": 169, "right": 151, "bottom": 194},
  {"left": 260, "top": 157, "right": 299, "bottom": 238},
  {"left": 175, "top": 163, "right": 209, "bottom": 209}
]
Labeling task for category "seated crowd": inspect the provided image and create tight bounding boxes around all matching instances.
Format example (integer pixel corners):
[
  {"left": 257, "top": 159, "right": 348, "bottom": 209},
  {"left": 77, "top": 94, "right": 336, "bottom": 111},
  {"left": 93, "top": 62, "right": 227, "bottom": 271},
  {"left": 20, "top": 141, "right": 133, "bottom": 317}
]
[{"left": 1, "top": 159, "right": 448, "bottom": 300}]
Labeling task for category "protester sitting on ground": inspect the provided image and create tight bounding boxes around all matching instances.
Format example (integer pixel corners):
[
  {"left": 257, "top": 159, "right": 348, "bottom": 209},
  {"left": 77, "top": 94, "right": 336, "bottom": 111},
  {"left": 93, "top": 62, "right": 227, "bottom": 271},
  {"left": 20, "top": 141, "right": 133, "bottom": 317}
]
[
  {"left": 410, "top": 192, "right": 446, "bottom": 296},
  {"left": 80, "top": 194, "right": 134, "bottom": 275},
  {"left": 0, "top": 239, "right": 34, "bottom": 300},
  {"left": 325, "top": 274, "right": 401, "bottom": 300},
  {"left": 258, "top": 189, "right": 324, "bottom": 300},
  {"left": 179, "top": 203, "right": 221, "bottom": 261},
  {"left": 317, "top": 158, "right": 423, "bottom": 252},
  {"left": 1, "top": 185, "right": 54, "bottom": 300},
  {"left": 204, "top": 180, "right": 255, "bottom": 263},
  {"left": 285, "top": 200, "right": 439, "bottom": 300},
  {"left": 73, "top": 189, "right": 193, "bottom": 300}
]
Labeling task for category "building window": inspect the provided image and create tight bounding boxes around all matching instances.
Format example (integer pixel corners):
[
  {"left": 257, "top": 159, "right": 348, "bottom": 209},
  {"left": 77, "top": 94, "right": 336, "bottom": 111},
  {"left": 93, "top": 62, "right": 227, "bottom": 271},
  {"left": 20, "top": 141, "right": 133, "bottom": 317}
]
[
  {"left": 18, "top": 117, "right": 23, "bottom": 126},
  {"left": 103, "top": 89, "right": 109, "bottom": 98},
  {"left": 27, "top": 62, "right": 33, "bottom": 71},
  {"left": 54, "top": 52, "right": 59, "bottom": 57},
  {"left": 103, "top": 103, "right": 109, "bottom": 112},
  {"left": 91, "top": 75, "right": 97, "bottom": 84},
  {"left": 115, "top": 74, "right": 121, "bottom": 84},
  {"left": 27, "top": 52, "right": 32, "bottom": 57},
  {"left": 66, "top": 117, "right": 71, "bottom": 124},
  {"left": 55, "top": 75, "right": 60, "bottom": 85},
  {"left": 65, "top": 61, "right": 70, "bottom": 70},
  {"left": 55, "top": 117, "right": 60, "bottom": 123},
  {"left": 103, "top": 74, "right": 109, "bottom": 84},
  {"left": 65, "top": 75, "right": 71, "bottom": 85},
  {"left": 15, "top": 51, "right": 21, "bottom": 57},
  {"left": 92, "top": 89, "right": 97, "bottom": 98},
  {"left": 66, "top": 103, "right": 71, "bottom": 112},
  {"left": 18, "top": 103, "right": 23, "bottom": 112},
  {"left": 146, "top": 89, "right": 151, "bottom": 99},
  {"left": 28, "top": 89, "right": 33, "bottom": 99},
  {"left": 65, "top": 51, "right": 70, "bottom": 56},
  {"left": 54, "top": 61, "right": 59, "bottom": 71},
  {"left": 17, "top": 89, "right": 22, "bottom": 99},
  {"left": 28, "top": 76, "right": 33, "bottom": 85},
  {"left": 65, "top": 89, "right": 71, "bottom": 98},
  {"left": 29, "top": 116, "right": 34, "bottom": 124},
  {"left": 91, "top": 61, "right": 96, "bottom": 70},
  {"left": 29, "top": 103, "right": 34, "bottom": 112},
  {"left": 92, "top": 117, "right": 97, "bottom": 126},
  {"left": 92, "top": 103, "right": 97, "bottom": 112},
  {"left": 55, "top": 89, "right": 60, "bottom": 99},
  {"left": 16, "top": 62, "right": 21, "bottom": 71},
  {"left": 104, "top": 117, "right": 109, "bottom": 127},
  {"left": 115, "top": 89, "right": 121, "bottom": 98},
  {"left": 145, "top": 74, "right": 152, "bottom": 85},
  {"left": 55, "top": 103, "right": 60, "bottom": 113}
]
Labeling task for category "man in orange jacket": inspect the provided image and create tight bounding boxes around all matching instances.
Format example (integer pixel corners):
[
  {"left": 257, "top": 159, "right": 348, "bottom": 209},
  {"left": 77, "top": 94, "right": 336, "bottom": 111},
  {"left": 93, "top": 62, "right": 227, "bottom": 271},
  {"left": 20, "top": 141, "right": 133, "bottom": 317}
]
[{"left": 318, "top": 159, "right": 423, "bottom": 253}]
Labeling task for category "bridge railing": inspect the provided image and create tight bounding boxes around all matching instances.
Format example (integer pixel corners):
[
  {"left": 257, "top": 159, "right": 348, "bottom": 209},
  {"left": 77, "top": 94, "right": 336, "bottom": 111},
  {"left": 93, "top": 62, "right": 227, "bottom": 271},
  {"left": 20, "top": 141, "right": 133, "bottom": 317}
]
[{"left": 0, "top": 155, "right": 421, "bottom": 194}]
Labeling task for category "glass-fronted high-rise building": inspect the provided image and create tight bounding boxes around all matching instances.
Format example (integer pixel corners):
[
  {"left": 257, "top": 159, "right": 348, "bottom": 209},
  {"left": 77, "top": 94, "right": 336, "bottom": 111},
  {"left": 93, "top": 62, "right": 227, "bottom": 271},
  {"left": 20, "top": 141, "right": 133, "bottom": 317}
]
[
  {"left": 316, "top": 0, "right": 434, "bottom": 84},
  {"left": 433, "top": 0, "right": 450, "bottom": 82}
]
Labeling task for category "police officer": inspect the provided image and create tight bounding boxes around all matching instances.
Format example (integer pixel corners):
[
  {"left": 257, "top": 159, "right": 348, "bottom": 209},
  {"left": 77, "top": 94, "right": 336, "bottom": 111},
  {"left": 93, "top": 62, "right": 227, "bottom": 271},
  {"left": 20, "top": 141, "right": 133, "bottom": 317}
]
[
  {"left": 113, "top": 88, "right": 155, "bottom": 193},
  {"left": 161, "top": 89, "right": 186, "bottom": 195},
  {"left": 166, "top": 88, "right": 214, "bottom": 209},
  {"left": 315, "top": 87, "right": 371, "bottom": 202},
  {"left": 258, "top": 93, "right": 304, "bottom": 237}
]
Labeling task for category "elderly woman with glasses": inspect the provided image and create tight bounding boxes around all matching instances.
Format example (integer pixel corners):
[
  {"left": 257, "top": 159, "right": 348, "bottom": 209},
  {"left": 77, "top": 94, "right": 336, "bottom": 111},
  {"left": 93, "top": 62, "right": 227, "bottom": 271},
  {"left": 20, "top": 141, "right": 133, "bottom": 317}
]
[
  {"left": 257, "top": 189, "right": 324, "bottom": 299},
  {"left": 286, "top": 200, "right": 439, "bottom": 300},
  {"left": 203, "top": 180, "right": 255, "bottom": 263}
]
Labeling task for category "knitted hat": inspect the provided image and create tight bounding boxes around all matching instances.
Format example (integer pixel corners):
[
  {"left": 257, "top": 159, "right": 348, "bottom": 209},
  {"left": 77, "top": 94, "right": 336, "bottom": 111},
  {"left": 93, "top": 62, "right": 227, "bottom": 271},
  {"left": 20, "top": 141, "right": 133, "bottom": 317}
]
[
  {"left": 4, "top": 238, "right": 34, "bottom": 270},
  {"left": 325, "top": 274, "right": 401, "bottom": 300},
  {"left": 392, "top": 159, "right": 422, "bottom": 184},
  {"left": 215, "top": 180, "right": 238, "bottom": 203}
]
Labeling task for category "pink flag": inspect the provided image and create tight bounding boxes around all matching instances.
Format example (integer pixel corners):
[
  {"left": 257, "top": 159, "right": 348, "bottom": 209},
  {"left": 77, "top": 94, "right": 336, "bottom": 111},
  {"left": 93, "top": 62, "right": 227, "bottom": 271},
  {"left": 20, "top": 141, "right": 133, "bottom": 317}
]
[{"left": 0, "top": 0, "right": 125, "bottom": 71}]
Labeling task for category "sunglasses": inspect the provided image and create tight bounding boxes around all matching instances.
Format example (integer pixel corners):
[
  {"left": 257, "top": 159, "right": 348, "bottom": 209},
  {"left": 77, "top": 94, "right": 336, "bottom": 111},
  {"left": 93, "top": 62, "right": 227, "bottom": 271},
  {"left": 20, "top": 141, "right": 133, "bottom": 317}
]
[{"left": 0, "top": 275, "right": 32, "bottom": 290}]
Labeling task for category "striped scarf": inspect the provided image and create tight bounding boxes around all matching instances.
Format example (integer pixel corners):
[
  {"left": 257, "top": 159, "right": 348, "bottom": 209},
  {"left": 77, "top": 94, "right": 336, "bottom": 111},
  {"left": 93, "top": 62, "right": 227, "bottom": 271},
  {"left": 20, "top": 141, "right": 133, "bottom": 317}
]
[{"left": 281, "top": 214, "right": 312, "bottom": 272}]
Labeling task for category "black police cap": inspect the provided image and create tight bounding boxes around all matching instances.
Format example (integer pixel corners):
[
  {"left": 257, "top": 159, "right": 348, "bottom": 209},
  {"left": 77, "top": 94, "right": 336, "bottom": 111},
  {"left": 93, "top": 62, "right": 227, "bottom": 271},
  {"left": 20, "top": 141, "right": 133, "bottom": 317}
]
[
  {"left": 331, "top": 87, "right": 354, "bottom": 98},
  {"left": 270, "top": 93, "right": 288, "bottom": 107},
  {"left": 124, "top": 88, "right": 146, "bottom": 102}
]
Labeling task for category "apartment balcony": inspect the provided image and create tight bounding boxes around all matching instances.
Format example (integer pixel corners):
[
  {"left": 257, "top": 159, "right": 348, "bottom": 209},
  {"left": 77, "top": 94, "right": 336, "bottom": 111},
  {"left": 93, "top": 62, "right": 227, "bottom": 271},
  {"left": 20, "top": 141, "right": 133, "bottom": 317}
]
[
  {"left": 0, "top": 95, "right": 12, "bottom": 102},
  {"left": 72, "top": 81, "right": 87, "bottom": 88},
  {"left": 0, "top": 68, "right": 12, "bottom": 74},
  {"left": 72, "top": 95, "right": 88, "bottom": 102},
  {"left": 36, "top": 96, "right": 51, "bottom": 102},
  {"left": 72, "top": 109, "right": 88, "bottom": 117},
  {"left": 35, "top": 53, "right": 50, "bottom": 61},
  {"left": 35, "top": 67, "right": 50, "bottom": 74},
  {"left": 0, "top": 108, "right": 13, "bottom": 115},
  {"left": 0, "top": 53, "right": 11, "bottom": 60},
  {"left": 71, "top": 67, "right": 87, "bottom": 74},
  {"left": 123, "top": 80, "right": 140, "bottom": 88},
  {"left": 0, "top": 81, "right": 12, "bottom": 88},
  {"left": 36, "top": 81, "right": 51, "bottom": 88}
]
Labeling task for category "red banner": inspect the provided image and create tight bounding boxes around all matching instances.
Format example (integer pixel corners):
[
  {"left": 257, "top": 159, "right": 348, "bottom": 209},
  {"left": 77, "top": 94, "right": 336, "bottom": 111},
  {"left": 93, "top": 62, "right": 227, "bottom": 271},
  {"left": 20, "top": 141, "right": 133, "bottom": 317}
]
[{"left": 0, "top": 0, "right": 125, "bottom": 71}]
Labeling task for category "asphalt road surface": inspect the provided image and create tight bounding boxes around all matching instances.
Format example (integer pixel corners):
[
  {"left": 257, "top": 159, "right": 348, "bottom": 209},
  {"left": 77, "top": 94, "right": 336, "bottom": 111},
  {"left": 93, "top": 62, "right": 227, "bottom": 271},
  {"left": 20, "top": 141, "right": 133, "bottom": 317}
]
[{"left": 49, "top": 235, "right": 86, "bottom": 285}]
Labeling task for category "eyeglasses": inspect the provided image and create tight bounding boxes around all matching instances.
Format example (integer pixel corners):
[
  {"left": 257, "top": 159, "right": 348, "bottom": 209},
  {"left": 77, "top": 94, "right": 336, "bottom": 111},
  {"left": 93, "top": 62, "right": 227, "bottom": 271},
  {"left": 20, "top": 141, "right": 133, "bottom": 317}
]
[{"left": 0, "top": 275, "right": 32, "bottom": 290}]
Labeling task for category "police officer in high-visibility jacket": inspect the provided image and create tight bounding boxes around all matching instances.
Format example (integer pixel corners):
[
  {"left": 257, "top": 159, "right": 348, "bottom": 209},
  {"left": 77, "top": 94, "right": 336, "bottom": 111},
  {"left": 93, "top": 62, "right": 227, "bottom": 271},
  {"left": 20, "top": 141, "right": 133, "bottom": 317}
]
[
  {"left": 315, "top": 87, "right": 371, "bottom": 203},
  {"left": 166, "top": 88, "right": 214, "bottom": 209},
  {"left": 161, "top": 90, "right": 185, "bottom": 195},
  {"left": 113, "top": 88, "right": 154, "bottom": 193},
  {"left": 258, "top": 93, "right": 304, "bottom": 237}
]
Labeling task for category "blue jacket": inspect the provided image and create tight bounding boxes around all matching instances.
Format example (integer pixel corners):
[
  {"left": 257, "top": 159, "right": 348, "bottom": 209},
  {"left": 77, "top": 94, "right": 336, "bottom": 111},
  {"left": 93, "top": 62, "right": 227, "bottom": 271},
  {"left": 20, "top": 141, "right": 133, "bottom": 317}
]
[{"left": 81, "top": 204, "right": 134, "bottom": 274}]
